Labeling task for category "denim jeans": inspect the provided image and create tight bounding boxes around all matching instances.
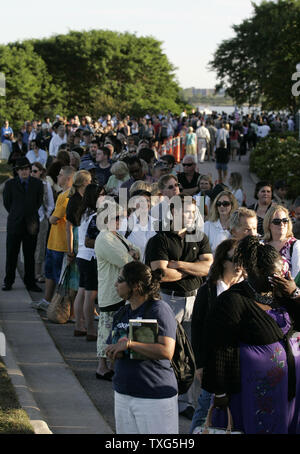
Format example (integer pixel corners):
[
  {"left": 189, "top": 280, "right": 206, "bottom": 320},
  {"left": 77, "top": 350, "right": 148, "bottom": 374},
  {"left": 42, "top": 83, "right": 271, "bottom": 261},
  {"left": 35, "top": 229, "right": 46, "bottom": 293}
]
[{"left": 189, "top": 389, "right": 212, "bottom": 433}]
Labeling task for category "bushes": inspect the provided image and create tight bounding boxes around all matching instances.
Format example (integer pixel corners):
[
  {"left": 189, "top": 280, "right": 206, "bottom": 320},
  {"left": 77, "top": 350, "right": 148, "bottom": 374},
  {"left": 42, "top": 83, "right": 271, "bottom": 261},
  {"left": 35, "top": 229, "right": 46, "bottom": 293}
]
[{"left": 249, "top": 136, "right": 300, "bottom": 200}]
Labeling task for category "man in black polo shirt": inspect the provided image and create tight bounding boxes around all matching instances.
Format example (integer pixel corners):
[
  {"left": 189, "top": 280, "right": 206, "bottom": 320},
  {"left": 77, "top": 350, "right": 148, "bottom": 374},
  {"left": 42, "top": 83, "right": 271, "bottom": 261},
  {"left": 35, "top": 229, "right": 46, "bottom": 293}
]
[
  {"left": 145, "top": 195, "right": 213, "bottom": 419},
  {"left": 177, "top": 155, "right": 200, "bottom": 196}
]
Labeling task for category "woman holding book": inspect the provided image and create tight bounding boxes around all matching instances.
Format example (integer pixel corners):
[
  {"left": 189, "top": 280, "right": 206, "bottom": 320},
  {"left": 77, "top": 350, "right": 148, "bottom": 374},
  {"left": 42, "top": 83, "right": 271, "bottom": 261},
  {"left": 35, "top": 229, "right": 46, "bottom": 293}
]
[{"left": 105, "top": 261, "right": 178, "bottom": 434}]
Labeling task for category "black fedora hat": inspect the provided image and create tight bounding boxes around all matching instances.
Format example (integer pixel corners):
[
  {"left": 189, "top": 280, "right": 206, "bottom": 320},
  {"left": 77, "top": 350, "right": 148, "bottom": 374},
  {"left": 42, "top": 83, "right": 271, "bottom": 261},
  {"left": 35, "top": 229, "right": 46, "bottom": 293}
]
[{"left": 15, "top": 157, "right": 31, "bottom": 170}]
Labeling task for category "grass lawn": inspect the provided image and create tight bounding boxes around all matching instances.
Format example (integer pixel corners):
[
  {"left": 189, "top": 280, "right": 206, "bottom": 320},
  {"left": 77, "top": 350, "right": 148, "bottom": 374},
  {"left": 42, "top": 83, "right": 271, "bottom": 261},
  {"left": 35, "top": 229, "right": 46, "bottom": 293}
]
[
  {"left": 0, "top": 359, "right": 35, "bottom": 434},
  {"left": 0, "top": 161, "right": 12, "bottom": 185}
]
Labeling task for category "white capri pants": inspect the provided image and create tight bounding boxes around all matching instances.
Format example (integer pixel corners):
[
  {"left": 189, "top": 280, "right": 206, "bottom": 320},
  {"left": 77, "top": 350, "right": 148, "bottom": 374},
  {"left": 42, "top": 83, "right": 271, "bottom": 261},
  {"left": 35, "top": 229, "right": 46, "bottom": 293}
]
[{"left": 115, "top": 391, "right": 179, "bottom": 434}]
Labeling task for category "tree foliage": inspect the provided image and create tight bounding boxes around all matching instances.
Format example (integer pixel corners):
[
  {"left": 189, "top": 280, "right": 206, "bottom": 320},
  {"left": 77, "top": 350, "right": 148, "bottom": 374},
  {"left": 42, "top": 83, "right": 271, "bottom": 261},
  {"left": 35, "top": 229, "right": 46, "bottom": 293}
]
[
  {"left": 0, "top": 30, "right": 184, "bottom": 126},
  {"left": 209, "top": 0, "right": 300, "bottom": 113},
  {"left": 0, "top": 42, "right": 63, "bottom": 129},
  {"left": 250, "top": 136, "right": 300, "bottom": 199}
]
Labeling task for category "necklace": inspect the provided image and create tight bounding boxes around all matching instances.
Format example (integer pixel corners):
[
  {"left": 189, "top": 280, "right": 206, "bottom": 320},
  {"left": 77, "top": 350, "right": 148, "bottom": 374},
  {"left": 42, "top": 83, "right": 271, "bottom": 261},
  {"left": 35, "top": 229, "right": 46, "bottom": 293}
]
[{"left": 246, "top": 280, "right": 274, "bottom": 306}]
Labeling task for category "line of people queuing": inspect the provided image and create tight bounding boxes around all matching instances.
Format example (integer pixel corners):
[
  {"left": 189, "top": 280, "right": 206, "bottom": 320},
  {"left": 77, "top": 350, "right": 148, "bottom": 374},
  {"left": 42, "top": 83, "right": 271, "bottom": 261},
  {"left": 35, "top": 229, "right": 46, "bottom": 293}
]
[{"left": 1, "top": 110, "right": 300, "bottom": 435}]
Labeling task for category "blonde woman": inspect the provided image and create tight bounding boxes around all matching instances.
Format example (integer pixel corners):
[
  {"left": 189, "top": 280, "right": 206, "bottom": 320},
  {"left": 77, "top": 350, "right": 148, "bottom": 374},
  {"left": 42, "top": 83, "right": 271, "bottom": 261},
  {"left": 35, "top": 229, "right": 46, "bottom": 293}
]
[
  {"left": 204, "top": 190, "right": 239, "bottom": 254},
  {"left": 105, "top": 161, "right": 130, "bottom": 195},
  {"left": 95, "top": 200, "right": 140, "bottom": 379},
  {"left": 228, "top": 172, "right": 245, "bottom": 207},
  {"left": 263, "top": 204, "right": 300, "bottom": 279}
]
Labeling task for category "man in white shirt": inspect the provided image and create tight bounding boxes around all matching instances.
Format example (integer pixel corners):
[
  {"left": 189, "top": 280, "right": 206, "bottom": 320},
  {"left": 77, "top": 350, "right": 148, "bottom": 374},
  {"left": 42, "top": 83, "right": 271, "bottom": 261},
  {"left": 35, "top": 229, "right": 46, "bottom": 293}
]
[
  {"left": 216, "top": 123, "right": 229, "bottom": 149},
  {"left": 257, "top": 121, "right": 271, "bottom": 139},
  {"left": 26, "top": 140, "right": 48, "bottom": 167},
  {"left": 49, "top": 124, "right": 67, "bottom": 157},
  {"left": 196, "top": 122, "right": 210, "bottom": 163}
]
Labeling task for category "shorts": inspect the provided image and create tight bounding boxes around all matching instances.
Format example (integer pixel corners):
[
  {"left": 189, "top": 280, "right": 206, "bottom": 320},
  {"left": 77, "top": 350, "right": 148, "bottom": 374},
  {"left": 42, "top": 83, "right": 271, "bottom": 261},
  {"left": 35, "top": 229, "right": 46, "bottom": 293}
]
[
  {"left": 45, "top": 248, "right": 65, "bottom": 283},
  {"left": 216, "top": 162, "right": 228, "bottom": 171},
  {"left": 76, "top": 257, "right": 98, "bottom": 291}
]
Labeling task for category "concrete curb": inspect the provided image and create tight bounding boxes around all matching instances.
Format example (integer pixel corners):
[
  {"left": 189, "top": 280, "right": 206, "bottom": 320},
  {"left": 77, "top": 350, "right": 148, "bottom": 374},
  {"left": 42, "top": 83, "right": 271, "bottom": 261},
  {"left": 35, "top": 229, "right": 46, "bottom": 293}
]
[{"left": 1, "top": 335, "right": 52, "bottom": 434}]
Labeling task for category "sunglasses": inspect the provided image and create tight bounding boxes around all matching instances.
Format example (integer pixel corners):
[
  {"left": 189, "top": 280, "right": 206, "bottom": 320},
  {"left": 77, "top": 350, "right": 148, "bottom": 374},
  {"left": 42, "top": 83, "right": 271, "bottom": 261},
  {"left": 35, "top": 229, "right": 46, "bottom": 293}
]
[
  {"left": 216, "top": 201, "right": 231, "bottom": 207},
  {"left": 271, "top": 218, "right": 289, "bottom": 226},
  {"left": 182, "top": 163, "right": 194, "bottom": 167},
  {"left": 117, "top": 276, "right": 126, "bottom": 283},
  {"left": 167, "top": 183, "right": 179, "bottom": 190},
  {"left": 226, "top": 256, "right": 234, "bottom": 262},
  {"left": 31, "top": 169, "right": 39, "bottom": 173}
]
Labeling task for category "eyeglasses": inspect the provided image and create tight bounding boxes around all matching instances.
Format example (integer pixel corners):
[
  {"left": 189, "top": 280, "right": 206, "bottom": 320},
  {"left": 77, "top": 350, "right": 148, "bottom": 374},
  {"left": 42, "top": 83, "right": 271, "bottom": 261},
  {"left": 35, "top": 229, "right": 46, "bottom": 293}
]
[
  {"left": 226, "top": 256, "right": 234, "bottom": 262},
  {"left": 117, "top": 276, "right": 126, "bottom": 283},
  {"left": 182, "top": 163, "right": 194, "bottom": 167},
  {"left": 166, "top": 183, "right": 179, "bottom": 190},
  {"left": 31, "top": 169, "right": 39, "bottom": 173},
  {"left": 216, "top": 201, "right": 231, "bottom": 207},
  {"left": 271, "top": 218, "right": 289, "bottom": 226}
]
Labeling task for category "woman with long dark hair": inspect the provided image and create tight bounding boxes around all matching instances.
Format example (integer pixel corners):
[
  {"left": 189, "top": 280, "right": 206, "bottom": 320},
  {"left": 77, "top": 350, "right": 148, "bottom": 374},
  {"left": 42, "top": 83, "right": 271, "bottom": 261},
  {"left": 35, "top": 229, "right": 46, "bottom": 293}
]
[
  {"left": 190, "top": 238, "right": 242, "bottom": 433},
  {"left": 202, "top": 235, "right": 300, "bottom": 434},
  {"left": 73, "top": 184, "right": 105, "bottom": 340},
  {"left": 105, "top": 261, "right": 178, "bottom": 434}
]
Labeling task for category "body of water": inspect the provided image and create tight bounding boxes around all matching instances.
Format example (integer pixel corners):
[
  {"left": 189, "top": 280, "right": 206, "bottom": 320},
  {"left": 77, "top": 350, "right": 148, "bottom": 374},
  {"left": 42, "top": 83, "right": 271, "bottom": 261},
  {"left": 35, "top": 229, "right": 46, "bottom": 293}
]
[{"left": 196, "top": 105, "right": 260, "bottom": 116}]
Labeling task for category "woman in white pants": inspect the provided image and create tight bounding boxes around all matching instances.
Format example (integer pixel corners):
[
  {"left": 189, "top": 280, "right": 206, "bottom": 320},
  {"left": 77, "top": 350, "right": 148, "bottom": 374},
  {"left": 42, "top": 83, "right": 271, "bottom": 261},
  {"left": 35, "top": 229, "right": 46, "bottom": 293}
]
[{"left": 106, "top": 261, "right": 178, "bottom": 434}]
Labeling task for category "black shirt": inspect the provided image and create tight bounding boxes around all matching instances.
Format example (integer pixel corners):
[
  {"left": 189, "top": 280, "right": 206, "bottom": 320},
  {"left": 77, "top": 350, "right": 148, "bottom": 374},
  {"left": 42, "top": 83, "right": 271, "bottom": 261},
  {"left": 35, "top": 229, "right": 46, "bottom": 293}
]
[
  {"left": 145, "top": 230, "right": 211, "bottom": 293},
  {"left": 215, "top": 146, "right": 230, "bottom": 164},
  {"left": 95, "top": 165, "right": 111, "bottom": 186},
  {"left": 177, "top": 172, "right": 200, "bottom": 190}
]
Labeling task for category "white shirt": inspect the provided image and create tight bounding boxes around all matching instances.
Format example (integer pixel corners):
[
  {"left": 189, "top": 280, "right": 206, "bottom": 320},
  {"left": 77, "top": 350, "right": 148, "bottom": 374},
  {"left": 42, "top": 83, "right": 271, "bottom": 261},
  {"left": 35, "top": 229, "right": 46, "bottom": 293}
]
[
  {"left": 77, "top": 212, "right": 96, "bottom": 261},
  {"left": 291, "top": 239, "right": 300, "bottom": 279},
  {"left": 49, "top": 133, "right": 67, "bottom": 157},
  {"left": 257, "top": 125, "right": 270, "bottom": 138},
  {"left": 204, "top": 219, "right": 231, "bottom": 255},
  {"left": 196, "top": 126, "right": 210, "bottom": 142},
  {"left": 216, "top": 128, "right": 229, "bottom": 148},
  {"left": 38, "top": 180, "right": 55, "bottom": 222},
  {"left": 26, "top": 148, "right": 48, "bottom": 167},
  {"left": 216, "top": 280, "right": 230, "bottom": 296},
  {"left": 127, "top": 214, "right": 156, "bottom": 262},
  {"left": 230, "top": 188, "right": 244, "bottom": 206}
]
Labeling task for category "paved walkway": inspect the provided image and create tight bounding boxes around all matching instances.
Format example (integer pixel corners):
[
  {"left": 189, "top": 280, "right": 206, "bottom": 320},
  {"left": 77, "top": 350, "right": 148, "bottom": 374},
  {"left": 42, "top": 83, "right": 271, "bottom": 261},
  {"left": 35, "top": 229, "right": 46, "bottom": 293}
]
[{"left": 0, "top": 152, "right": 256, "bottom": 434}]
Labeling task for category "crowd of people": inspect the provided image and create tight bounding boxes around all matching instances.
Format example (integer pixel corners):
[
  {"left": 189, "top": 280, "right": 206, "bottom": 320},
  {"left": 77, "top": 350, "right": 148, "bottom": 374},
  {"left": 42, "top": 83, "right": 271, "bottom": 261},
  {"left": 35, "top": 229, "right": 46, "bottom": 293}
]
[{"left": 1, "top": 108, "right": 300, "bottom": 435}]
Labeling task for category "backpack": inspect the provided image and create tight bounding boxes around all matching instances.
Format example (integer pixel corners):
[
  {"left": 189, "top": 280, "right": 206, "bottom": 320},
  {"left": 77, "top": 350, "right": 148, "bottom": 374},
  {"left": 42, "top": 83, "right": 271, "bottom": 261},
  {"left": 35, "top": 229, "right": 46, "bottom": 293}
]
[
  {"left": 113, "top": 300, "right": 196, "bottom": 395},
  {"left": 170, "top": 321, "right": 196, "bottom": 395}
]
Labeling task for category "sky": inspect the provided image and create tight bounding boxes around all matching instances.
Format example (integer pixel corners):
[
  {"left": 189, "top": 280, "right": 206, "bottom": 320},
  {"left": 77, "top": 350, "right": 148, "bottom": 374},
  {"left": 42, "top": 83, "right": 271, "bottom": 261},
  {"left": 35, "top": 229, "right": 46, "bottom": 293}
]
[{"left": 0, "top": 0, "right": 261, "bottom": 89}]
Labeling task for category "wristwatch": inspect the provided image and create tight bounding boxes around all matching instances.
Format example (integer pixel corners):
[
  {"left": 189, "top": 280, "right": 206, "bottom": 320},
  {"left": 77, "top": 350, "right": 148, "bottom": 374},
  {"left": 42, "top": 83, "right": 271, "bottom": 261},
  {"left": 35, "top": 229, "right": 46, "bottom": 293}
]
[{"left": 290, "top": 287, "right": 300, "bottom": 299}]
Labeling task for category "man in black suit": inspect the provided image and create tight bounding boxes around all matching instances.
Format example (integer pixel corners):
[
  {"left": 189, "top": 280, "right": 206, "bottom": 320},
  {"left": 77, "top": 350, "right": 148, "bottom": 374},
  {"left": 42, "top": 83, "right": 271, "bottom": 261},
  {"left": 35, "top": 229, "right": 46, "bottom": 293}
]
[{"left": 2, "top": 157, "right": 44, "bottom": 292}]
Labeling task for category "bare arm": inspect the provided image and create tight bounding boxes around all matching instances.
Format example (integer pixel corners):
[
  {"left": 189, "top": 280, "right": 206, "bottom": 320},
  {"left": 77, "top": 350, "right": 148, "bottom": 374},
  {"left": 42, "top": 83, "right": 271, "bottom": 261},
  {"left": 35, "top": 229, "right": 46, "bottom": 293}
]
[
  {"left": 49, "top": 215, "right": 59, "bottom": 225},
  {"left": 181, "top": 187, "right": 199, "bottom": 196},
  {"left": 66, "top": 220, "right": 75, "bottom": 263},
  {"left": 106, "top": 335, "right": 175, "bottom": 361},
  {"left": 150, "top": 260, "right": 185, "bottom": 282},
  {"left": 168, "top": 253, "right": 213, "bottom": 277}
]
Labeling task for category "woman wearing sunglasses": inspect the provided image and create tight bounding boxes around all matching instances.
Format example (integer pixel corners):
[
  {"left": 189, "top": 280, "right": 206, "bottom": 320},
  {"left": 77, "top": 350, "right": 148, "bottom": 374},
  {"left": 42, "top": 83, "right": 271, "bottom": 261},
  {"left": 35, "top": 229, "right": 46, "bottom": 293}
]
[
  {"left": 201, "top": 235, "right": 300, "bottom": 434},
  {"left": 190, "top": 238, "right": 243, "bottom": 433},
  {"left": 263, "top": 205, "right": 300, "bottom": 279},
  {"left": 105, "top": 261, "right": 178, "bottom": 434},
  {"left": 204, "top": 190, "right": 239, "bottom": 254}
]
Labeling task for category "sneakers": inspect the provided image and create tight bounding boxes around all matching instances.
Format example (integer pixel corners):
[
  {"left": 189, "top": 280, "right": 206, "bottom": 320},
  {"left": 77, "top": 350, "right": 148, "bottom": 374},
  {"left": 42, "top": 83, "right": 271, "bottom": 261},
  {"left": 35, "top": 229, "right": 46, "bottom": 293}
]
[{"left": 31, "top": 299, "right": 50, "bottom": 311}]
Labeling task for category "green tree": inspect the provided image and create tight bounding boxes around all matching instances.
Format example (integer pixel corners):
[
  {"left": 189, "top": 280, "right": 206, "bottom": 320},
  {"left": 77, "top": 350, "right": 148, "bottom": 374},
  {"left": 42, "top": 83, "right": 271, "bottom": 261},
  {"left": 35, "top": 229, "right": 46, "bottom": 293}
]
[
  {"left": 209, "top": 0, "right": 300, "bottom": 113},
  {"left": 30, "top": 30, "right": 184, "bottom": 117},
  {"left": 0, "top": 42, "right": 64, "bottom": 129}
]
